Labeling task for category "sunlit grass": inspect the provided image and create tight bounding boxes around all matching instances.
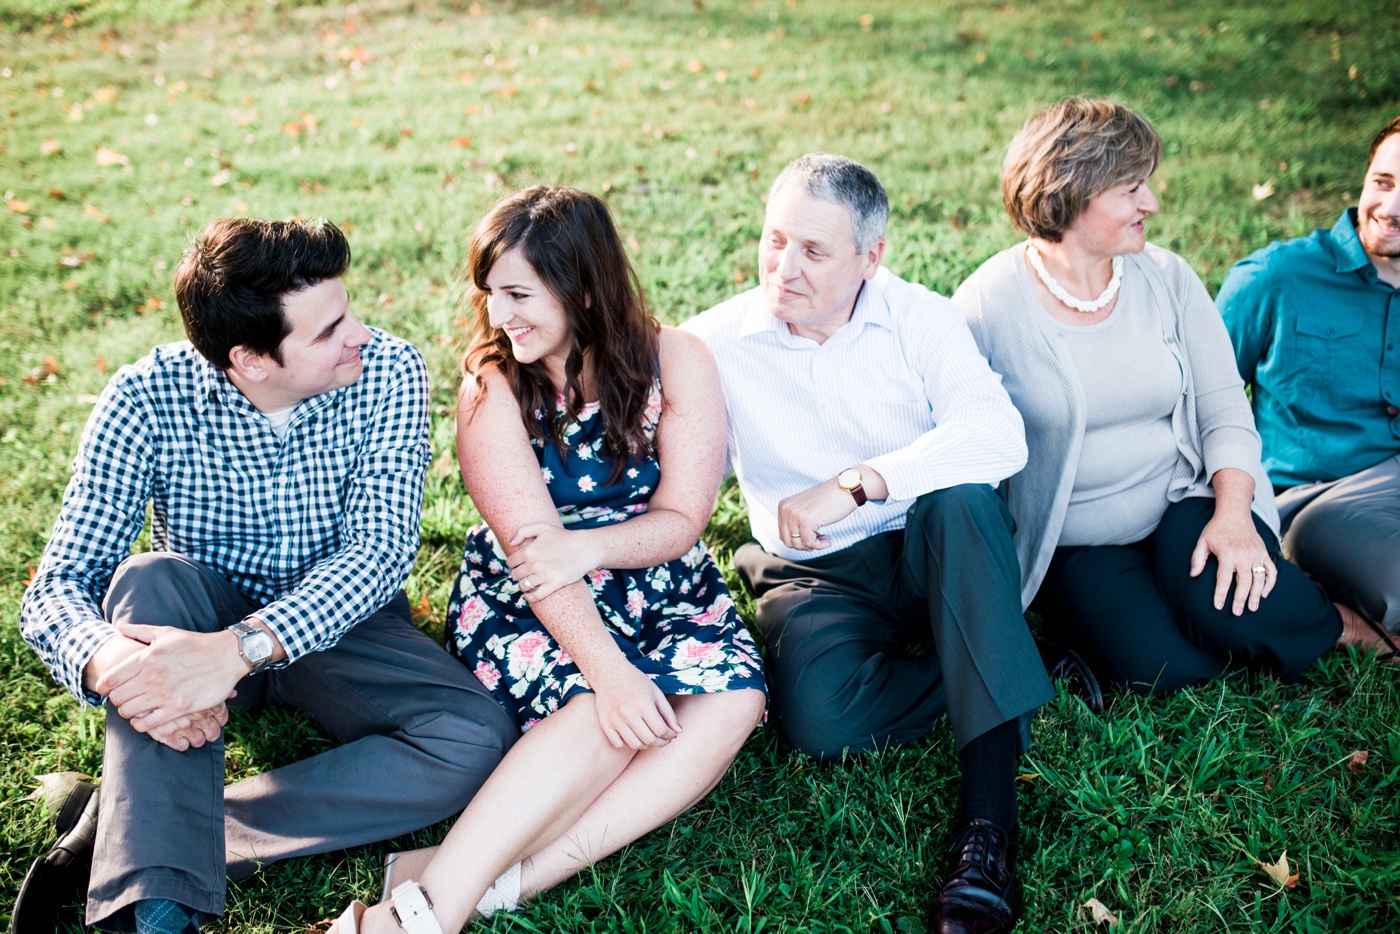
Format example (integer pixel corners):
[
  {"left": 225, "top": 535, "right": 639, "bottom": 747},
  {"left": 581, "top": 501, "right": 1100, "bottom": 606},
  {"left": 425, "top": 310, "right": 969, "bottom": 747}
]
[{"left": 2, "top": 1, "right": 1398, "bottom": 931}]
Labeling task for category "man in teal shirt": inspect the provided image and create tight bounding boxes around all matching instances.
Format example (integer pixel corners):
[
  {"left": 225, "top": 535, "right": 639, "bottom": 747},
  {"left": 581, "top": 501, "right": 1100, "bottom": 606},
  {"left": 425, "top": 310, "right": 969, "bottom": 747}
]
[{"left": 1217, "top": 114, "right": 1400, "bottom": 643}]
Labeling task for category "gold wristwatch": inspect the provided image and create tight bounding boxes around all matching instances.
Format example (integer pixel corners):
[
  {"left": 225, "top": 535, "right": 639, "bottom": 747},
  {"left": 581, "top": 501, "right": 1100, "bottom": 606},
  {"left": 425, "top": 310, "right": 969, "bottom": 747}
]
[{"left": 837, "top": 467, "right": 867, "bottom": 506}]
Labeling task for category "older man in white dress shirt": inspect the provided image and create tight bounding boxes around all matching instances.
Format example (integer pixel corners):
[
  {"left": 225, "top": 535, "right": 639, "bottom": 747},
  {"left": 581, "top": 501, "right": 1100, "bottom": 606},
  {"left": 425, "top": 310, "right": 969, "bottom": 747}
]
[{"left": 683, "top": 153, "right": 1052, "bottom": 934}]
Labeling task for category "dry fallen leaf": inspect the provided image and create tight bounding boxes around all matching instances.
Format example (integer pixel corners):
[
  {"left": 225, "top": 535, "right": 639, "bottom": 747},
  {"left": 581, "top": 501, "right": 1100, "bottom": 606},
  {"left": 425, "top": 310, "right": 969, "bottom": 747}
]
[
  {"left": 58, "top": 248, "right": 95, "bottom": 268},
  {"left": 41, "top": 137, "right": 62, "bottom": 155},
  {"left": 410, "top": 593, "right": 433, "bottom": 622},
  {"left": 1347, "top": 750, "right": 1369, "bottom": 774},
  {"left": 1251, "top": 849, "right": 1300, "bottom": 889},
  {"left": 1252, "top": 181, "right": 1274, "bottom": 201},
  {"left": 95, "top": 145, "right": 129, "bottom": 167},
  {"left": 84, "top": 204, "right": 110, "bottom": 223},
  {"left": 22, "top": 772, "right": 94, "bottom": 814},
  {"left": 7, "top": 198, "right": 31, "bottom": 213},
  {"left": 1083, "top": 897, "right": 1119, "bottom": 926},
  {"left": 210, "top": 169, "right": 231, "bottom": 187},
  {"left": 93, "top": 84, "right": 118, "bottom": 103}
]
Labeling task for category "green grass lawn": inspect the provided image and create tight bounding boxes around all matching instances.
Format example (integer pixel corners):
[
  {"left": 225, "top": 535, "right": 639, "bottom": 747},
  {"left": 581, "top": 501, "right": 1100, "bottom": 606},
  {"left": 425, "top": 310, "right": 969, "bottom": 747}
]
[{"left": 3, "top": 0, "right": 1398, "bottom": 930}]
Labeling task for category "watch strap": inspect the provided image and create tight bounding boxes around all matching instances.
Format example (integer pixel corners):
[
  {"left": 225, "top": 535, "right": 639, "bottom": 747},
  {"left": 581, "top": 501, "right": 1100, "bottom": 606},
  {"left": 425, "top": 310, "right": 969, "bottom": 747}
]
[{"left": 838, "top": 468, "right": 868, "bottom": 507}]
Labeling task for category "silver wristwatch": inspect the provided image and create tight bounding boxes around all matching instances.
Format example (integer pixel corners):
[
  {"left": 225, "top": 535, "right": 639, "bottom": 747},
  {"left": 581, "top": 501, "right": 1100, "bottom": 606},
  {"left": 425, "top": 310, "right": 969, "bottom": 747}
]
[{"left": 228, "top": 620, "right": 275, "bottom": 674}]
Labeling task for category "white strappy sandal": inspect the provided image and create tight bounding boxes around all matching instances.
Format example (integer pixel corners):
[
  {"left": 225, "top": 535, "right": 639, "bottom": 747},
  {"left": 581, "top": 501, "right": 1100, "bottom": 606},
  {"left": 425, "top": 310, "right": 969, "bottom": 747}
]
[
  {"left": 328, "top": 882, "right": 445, "bottom": 934},
  {"left": 329, "top": 900, "right": 367, "bottom": 934},
  {"left": 388, "top": 882, "right": 445, "bottom": 934}
]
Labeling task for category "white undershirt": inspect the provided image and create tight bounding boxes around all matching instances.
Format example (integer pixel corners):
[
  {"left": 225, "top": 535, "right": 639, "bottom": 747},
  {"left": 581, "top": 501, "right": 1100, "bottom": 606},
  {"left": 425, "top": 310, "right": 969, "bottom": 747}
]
[{"left": 263, "top": 406, "right": 295, "bottom": 439}]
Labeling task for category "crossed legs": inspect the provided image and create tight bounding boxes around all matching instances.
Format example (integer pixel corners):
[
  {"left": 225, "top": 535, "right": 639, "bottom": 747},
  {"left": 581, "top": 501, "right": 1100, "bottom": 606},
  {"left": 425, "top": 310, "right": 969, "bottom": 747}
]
[
  {"left": 1033, "top": 497, "right": 1342, "bottom": 693},
  {"left": 88, "top": 553, "right": 515, "bottom": 931}
]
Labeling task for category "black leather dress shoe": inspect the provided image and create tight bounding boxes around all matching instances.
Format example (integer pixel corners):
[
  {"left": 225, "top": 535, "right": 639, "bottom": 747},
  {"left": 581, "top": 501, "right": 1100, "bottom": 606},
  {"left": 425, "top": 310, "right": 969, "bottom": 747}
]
[
  {"left": 9, "top": 780, "right": 100, "bottom": 934},
  {"left": 929, "top": 817, "right": 1018, "bottom": 934}
]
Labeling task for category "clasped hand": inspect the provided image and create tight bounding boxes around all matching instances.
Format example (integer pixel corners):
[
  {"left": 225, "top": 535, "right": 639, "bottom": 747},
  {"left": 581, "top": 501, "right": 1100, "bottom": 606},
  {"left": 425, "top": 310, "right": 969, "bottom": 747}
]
[
  {"left": 94, "top": 625, "right": 243, "bottom": 751},
  {"left": 590, "top": 661, "right": 681, "bottom": 750},
  {"left": 1190, "top": 513, "right": 1277, "bottom": 615},
  {"left": 776, "top": 479, "right": 858, "bottom": 551},
  {"left": 508, "top": 522, "right": 599, "bottom": 602}
]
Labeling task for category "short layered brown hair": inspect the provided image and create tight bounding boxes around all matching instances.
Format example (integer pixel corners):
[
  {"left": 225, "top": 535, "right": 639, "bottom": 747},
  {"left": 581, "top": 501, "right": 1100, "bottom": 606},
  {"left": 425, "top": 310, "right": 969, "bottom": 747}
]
[{"left": 1001, "top": 98, "right": 1163, "bottom": 242}]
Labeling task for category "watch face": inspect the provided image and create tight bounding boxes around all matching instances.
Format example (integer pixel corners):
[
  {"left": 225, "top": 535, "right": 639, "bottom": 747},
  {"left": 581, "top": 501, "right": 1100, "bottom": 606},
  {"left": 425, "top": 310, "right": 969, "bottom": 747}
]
[
  {"left": 838, "top": 468, "right": 861, "bottom": 490},
  {"left": 244, "top": 629, "right": 274, "bottom": 662}
]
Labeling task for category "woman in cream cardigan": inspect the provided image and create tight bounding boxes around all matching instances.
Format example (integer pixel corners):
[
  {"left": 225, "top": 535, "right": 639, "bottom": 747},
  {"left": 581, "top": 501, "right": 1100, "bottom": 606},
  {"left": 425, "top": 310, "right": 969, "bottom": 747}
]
[{"left": 952, "top": 99, "right": 1371, "bottom": 693}]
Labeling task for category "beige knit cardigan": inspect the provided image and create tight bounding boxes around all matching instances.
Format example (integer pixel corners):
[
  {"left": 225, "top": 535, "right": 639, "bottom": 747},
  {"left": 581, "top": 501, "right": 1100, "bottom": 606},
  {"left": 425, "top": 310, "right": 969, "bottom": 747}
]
[{"left": 952, "top": 242, "right": 1279, "bottom": 609}]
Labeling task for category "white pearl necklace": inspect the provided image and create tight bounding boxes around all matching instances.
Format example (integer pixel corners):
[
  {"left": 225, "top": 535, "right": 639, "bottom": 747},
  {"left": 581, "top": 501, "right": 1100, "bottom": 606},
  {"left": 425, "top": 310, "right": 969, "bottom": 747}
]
[{"left": 1026, "top": 244, "right": 1123, "bottom": 314}]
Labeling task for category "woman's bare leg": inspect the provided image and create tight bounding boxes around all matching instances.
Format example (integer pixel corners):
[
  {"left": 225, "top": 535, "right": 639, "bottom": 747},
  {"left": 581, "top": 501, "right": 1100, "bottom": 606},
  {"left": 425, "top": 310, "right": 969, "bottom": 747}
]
[
  {"left": 343, "top": 694, "right": 634, "bottom": 934},
  {"left": 519, "top": 688, "right": 766, "bottom": 897}
]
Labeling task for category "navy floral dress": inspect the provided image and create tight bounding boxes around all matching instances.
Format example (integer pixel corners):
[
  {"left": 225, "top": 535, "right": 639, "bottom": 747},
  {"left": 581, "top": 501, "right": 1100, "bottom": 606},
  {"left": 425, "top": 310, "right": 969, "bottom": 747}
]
[{"left": 445, "top": 380, "right": 766, "bottom": 732}]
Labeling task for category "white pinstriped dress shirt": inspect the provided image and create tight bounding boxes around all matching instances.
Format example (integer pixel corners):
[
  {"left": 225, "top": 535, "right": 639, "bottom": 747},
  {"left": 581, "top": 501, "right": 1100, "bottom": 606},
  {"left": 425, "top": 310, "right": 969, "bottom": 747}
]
[{"left": 683, "top": 266, "right": 1028, "bottom": 560}]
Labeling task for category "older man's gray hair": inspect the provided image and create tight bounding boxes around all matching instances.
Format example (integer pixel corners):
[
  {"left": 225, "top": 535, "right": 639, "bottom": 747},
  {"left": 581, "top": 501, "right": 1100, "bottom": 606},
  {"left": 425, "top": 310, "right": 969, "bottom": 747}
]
[{"left": 769, "top": 153, "right": 889, "bottom": 254}]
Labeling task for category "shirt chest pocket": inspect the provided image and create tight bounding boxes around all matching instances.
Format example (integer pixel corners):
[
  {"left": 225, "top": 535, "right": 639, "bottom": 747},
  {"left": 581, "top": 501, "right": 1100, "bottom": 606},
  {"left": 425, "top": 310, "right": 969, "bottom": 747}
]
[{"left": 1292, "top": 314, "right": 1364, "bottom": 390}]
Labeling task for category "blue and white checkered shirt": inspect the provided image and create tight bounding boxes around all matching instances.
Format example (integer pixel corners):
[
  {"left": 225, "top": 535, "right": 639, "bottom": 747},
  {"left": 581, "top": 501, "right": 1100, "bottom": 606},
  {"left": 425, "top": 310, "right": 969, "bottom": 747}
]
[{"left": 20, "top": 327, "right": 431, "bottom": 705}]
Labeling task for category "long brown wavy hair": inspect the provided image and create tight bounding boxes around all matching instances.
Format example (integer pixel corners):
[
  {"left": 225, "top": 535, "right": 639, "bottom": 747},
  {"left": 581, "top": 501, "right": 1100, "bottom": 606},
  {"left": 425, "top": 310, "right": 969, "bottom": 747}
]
[{"left": 463, "top": 186, "right": 660, "bottom": 483}]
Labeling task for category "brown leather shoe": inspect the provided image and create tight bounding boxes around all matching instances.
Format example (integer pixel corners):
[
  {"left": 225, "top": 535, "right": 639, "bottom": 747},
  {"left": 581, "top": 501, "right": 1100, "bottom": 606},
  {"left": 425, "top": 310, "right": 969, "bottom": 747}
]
[{"left": 929, "top": 817, "right": 1018, "bottom": 934}]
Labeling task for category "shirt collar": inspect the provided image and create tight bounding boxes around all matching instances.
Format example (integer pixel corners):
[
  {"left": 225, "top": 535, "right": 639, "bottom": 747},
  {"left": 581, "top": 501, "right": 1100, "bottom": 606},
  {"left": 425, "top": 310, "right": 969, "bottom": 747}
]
[
  {"left": 191, "top": 356, "right": 252, "bottom": 413},
  {"left": 1331, "top": 208, "right": 1375, "bottom": 276},
  {"left": 736, "top": 268, "right": 894, "bottom": 342}
]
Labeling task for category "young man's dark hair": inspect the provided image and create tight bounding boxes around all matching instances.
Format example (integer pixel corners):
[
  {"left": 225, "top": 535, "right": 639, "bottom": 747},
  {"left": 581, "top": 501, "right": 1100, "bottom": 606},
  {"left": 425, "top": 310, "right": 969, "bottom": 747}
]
[
  {"left": 1366, "top": 113, "right": 1400, "bottom": 167},
  {"left": 173, "top": 217, "right": 350, "bottom": 369}
]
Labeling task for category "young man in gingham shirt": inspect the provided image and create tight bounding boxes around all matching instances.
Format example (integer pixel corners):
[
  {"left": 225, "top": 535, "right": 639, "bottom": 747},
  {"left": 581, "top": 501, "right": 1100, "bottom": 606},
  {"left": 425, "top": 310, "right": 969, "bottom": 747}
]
[{"left": 17, "top": 218, "right": 515, "bottom": 934}]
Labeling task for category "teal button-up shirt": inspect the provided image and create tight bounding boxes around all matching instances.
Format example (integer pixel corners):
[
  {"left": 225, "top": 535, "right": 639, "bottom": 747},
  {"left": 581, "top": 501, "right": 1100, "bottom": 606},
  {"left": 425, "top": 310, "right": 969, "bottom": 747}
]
[{"left": 1218, "top": 209, "right": 1400, "bottom": 488}]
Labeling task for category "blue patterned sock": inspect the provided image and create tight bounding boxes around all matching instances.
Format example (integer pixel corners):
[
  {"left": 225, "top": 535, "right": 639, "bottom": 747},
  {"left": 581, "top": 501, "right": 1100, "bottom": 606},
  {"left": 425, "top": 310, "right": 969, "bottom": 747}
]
[{"left": 134, "top": 899, "right": 200, "bottom": 934}]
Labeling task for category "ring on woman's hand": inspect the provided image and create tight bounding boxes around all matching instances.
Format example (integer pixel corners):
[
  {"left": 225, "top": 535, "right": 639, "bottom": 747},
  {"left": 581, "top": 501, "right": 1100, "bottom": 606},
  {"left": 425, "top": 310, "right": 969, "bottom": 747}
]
[
  {"left": 1251, "top": 565, "right": 1267, "bottom": 574},
  {"left": 523, "top": 576, "right": 535, "bottom": 590}
]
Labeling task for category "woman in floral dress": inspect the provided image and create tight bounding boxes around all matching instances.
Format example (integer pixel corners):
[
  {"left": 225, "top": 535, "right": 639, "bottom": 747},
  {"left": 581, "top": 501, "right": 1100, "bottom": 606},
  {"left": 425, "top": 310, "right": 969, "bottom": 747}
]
[{"left": 331, "top": 186, "right": 765, "bottom": 934}]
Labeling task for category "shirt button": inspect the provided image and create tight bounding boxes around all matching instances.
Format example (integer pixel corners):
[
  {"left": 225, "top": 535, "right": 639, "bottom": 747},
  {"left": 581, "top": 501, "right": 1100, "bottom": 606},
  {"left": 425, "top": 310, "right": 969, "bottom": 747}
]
[
  {"left": 1389, "top": 406, "right": 1399, "bottom": 417},
  {"left": 1326, "top": 327, "right": 1335, "bottom": 335}
]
